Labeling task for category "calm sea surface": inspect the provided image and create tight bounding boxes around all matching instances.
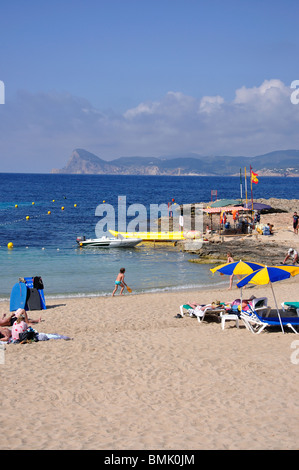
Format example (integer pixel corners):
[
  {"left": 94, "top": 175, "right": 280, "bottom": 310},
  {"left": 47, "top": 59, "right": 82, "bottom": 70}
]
[{"left": 0, "top": 173, "right": 298, "bottom": 300}]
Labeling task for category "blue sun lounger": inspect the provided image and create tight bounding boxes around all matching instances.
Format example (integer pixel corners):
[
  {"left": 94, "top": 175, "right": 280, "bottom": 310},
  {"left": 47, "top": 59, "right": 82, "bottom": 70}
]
[{"left": 240, "top": 309, "right": 299, "bottom": 334}]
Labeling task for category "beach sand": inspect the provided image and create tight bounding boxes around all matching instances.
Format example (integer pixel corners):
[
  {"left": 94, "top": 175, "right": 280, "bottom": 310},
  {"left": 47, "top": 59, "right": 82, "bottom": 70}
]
[{"left": 1, "top": 276, "right": 299, "bottom": 450}]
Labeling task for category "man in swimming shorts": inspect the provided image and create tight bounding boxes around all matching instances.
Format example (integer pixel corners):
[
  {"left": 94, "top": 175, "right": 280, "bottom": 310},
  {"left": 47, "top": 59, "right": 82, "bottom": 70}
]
[{"left": 112, "top": 268, "right": 127, "bottom": 296}]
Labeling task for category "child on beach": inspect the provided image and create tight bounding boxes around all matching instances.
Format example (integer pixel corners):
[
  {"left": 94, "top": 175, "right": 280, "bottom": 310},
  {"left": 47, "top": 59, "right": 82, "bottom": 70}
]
[{"left": 112, "top": 268, "right": 127, "bottom": 296}]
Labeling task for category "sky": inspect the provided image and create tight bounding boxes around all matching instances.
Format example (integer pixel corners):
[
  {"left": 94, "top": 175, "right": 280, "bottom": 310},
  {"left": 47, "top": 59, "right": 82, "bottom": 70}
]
[{"left": 1, "top": 0, "right": 299, "bottom": 172}]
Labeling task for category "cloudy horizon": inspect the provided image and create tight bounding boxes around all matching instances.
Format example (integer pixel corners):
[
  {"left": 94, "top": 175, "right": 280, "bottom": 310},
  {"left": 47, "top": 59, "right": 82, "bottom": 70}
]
[
  {"left": 0, "top": 78, "right": 298, "bottom": 172},
  {"left": 1, "top": 1, "right": 299, "bottom": 172}
]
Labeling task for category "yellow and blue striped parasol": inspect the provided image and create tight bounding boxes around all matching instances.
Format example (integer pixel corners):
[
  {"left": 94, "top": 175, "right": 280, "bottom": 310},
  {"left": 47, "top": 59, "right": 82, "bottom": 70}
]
[{"left": 210, "top": 260, "right": 265, "bottom": 276}]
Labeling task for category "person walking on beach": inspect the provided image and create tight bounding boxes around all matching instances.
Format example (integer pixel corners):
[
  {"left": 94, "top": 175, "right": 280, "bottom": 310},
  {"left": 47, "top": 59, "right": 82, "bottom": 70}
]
[
  {"left": 293, "top": 212, "right": 299, "bottom": 234},
  {"left": 112, "top": 268, "right": 127, "bottom": 296}
]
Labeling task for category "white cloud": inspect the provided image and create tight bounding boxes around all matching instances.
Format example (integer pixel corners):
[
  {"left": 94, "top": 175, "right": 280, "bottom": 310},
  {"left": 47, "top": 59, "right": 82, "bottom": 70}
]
[
  {"left": 0, "top": 80, "right": 298, "bottom": 172},
  {"left": 199, "top": 95, "right": 225, "bottom": 113},
  {"left": 234, "top": 79, "right": 286, "bottom": 103}
]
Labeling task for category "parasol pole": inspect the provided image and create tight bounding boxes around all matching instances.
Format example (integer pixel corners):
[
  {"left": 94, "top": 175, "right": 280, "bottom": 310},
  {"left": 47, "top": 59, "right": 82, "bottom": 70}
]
[
  {"left": 240, "top": 168, "right": 243, "bottom": 202},
  {"left": 239, "top": 259, "right": 243, "bottom": 306},
  {"left": 244, "top": 167, "right": 248, "bottom": 206},
  {"left": 250, "top": 165, "right": 254, "bottom": 223},
  {"left": 269, "top": 280, "right": 284, "bottom": 334}
]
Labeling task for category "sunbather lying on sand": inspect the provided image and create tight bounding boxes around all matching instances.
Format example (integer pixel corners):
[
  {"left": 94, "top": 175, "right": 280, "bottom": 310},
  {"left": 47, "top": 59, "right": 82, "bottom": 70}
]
[
  {"left": 1, "top": 308, "right": 42, "bottom": 327},
  {"left": 187, "top": 300, "right": 222, "bottom": 309},
  {"left": 0, "top": 327, "right": 12, "bottom": 342}
]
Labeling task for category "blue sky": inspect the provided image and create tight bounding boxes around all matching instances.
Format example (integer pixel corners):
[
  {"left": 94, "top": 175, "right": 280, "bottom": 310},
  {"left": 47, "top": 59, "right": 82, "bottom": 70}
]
[{"left": 1, "top": 0, "right": 299, "bottom": 172}]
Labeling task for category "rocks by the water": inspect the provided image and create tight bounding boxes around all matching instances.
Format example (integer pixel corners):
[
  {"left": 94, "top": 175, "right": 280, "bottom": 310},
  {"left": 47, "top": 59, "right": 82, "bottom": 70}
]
[{"left": 185, "top": 237, "right": 287, "bottom": 266}]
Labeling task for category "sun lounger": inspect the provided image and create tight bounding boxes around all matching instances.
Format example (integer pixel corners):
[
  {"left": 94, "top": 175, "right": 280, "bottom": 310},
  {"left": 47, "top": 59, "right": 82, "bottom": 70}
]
[
  {"left": 240, "top": 309, "right": 299, "bottom": 334},
  {"left": 281, "top": 302, "right": 299, "bottom": 317},
  {"left": 179, "top": 303, "right": 225, "bottom": 323},
  {"left": 219, "top": 297, "right": 268, "bottom": 330},
  {"left": 251, "top": 297, "right": 271, "bottom": 317},
  {"left": 179, "top": 304, "right": 202, "bottom": 317},
  {"left": 194, "top": 305, "right": 226, "bottom": 323}
]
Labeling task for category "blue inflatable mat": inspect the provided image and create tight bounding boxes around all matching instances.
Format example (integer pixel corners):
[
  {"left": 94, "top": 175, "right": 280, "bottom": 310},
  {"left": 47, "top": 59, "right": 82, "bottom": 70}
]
[{"left": 10, "top": 282, "right": 28, "bottom": 312}]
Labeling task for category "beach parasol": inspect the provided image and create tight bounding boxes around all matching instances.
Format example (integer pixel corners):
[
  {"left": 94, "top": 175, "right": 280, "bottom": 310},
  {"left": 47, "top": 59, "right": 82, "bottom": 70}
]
[
  {"left": 243, "top": 202, "right": 272, "bottom": 211},
  {"left": 211, "top": 260, "right": 266, "bottom": 304},
  {"left": 210, "top": 199, "right": 241, "bottom": 208},
  {"left": 237, "top": 265, "right": 299, "bottom": 333},
  {"left": 210, "top": 260, "right": 265, "bottom": 276}
]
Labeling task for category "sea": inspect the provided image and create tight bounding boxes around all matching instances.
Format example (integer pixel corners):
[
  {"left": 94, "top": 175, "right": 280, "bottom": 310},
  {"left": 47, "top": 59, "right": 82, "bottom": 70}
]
[{"left": 0, "top": 173, "right": 298, "bottom": 301}]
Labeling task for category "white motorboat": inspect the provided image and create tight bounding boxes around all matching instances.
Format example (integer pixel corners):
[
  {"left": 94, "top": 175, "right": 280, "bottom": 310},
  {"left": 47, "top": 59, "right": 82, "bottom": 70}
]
[{"left": 76, "top": 235, "right": 142, "bottom": 248}]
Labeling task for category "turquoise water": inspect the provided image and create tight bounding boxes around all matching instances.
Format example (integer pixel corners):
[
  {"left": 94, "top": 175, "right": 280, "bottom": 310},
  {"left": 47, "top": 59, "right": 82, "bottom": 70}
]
[
  {"left": 0, "top": 173, "right": 296, "bottom": 300},
  {"left": 0, "top": 244, "right": 222, "bottom": 299}
]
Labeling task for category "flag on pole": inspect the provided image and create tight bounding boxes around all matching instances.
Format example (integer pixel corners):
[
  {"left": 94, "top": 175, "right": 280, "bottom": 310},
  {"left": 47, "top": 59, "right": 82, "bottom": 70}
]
[
  {"left": 244, "top": 167, "right": 248, "bottom": 205},
  {"left": 250, "top": 165, "right": 254, "bottom": 211},
  {"left": 251, "top": 170, "right": 259, "bottom": 184}
]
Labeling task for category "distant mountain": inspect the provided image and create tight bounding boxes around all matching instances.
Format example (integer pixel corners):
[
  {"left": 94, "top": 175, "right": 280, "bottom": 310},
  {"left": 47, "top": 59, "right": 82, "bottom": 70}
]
[{"left": 51, "top": 148, "right": 299, "bottom": 176}]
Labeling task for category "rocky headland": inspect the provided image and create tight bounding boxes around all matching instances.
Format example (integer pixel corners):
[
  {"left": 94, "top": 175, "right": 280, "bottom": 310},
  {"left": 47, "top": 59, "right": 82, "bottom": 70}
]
[{"left": 52, "top": 148, "right": 299, "bottom": 176}]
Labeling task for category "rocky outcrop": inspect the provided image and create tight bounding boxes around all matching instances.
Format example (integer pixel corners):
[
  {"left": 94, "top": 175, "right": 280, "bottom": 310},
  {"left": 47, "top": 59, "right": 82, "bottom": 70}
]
[
  {"left": 51, "top": 149, "right": 118, "bottom": 174},
  {"left": 185, "top": 237, "right": 287, "bottom": 266}
]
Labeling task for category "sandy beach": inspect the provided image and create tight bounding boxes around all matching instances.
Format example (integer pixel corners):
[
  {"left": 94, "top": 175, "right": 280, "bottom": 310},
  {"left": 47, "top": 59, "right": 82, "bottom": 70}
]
[{"left": 1, "top": 275, "right": 299, "bottom": 450}]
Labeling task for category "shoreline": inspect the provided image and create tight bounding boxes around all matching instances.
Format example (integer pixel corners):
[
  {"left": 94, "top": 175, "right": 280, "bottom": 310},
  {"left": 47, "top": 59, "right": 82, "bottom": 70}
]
[{"left": 0, "top": 278, "right": 228, "bottom": 302}]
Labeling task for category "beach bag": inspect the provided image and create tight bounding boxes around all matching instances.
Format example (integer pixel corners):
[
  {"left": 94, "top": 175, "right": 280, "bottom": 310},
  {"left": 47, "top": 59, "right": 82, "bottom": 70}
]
[
  {"left": 33, "top": 276, "right": 44, "bottom": 290},
  {"left": 19, "top": 327, "right": 39, "bottom": 343}
]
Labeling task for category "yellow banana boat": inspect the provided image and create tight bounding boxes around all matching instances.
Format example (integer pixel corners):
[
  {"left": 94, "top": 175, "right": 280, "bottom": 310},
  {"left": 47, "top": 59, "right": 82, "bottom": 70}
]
[{"left": 109, "top": 230, "right": 185, "bottom": 241}]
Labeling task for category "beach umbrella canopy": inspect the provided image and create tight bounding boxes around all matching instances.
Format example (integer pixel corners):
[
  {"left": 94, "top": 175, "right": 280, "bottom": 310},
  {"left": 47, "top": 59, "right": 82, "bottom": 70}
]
[
  {"left": 243, "top": 202, "right": 272, "bottom": 211},
  {"left": 210, "top": 260, "right": 265, "bottom": 276},
  {"left": 210, "top": 260, "right": 266, "bottom": 304},
  {"left": 237, "top": 265, "right": 299, "bottom": 333},
  {"left": 204, "top": 206, "right": 249, "bottom": 214},
  {"left": 210, "top": 199, "right": 241, "bottom": 208}
]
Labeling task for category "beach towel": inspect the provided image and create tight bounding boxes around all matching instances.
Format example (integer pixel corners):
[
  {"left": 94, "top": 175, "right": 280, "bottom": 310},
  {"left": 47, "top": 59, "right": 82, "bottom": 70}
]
[{"left": 37, "top": 333, "right": 72, "bottom": 341}]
